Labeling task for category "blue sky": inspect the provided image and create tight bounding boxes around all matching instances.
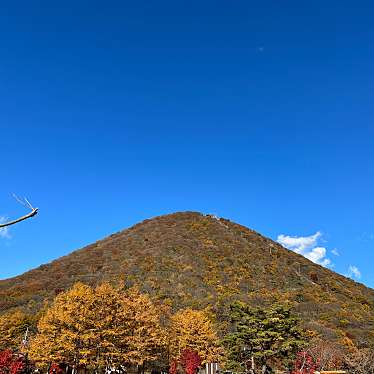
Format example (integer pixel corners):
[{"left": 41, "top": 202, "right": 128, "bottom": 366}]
[{"left": 0, "top": 1, "right": 373, "bottom": 287}]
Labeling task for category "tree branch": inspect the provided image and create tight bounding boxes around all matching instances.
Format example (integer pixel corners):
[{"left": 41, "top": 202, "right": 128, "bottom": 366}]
[{"left": 0, "top": 195, "right": 38, "bottom": 228}]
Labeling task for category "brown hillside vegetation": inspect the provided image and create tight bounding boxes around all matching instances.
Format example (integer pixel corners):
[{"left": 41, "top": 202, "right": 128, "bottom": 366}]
[{"left": 0, "top": 211, "right": 373, "bottom": 346}]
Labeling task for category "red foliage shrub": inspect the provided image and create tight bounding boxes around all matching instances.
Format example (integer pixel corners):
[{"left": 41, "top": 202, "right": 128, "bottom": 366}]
[
  {"left": 180, "top": 350, "right": 202, "bottom": 374},
  {"left": 291, "top": 351, "right": 318, "bottom": 374},
  {"left": 0, "top": 350, "right": 24, "bottom": 374},
  {"left": 0, "top": 350, "right": 12, "bottom": 374},
  {"left": 49, "top": 363, "right": 62, "bottom": 374}
]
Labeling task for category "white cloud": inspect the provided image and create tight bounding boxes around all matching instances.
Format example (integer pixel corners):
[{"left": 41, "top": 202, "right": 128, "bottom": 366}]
[
  {"left": 331, "top": 248, "right": 339, "bottom": 256},
  {"left": 304, "top": 247, "right": 331, "bottom": 266},
  {"left": 0, "top": 216, "right": 11, "bottom": 239},
  {"left": 347, "top": 265, "right": 361, "bottom": 280},
  {"left": 277, "top": 231, "right": 332, "bottom": 267},
  {"left": 277, "top": 232, "right": 321, "bottom": 254}
]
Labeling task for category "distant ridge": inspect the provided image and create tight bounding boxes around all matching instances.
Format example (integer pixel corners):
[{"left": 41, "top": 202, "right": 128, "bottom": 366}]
[{"left": 0, "top": 211, "right": 373, "bottom": 345}]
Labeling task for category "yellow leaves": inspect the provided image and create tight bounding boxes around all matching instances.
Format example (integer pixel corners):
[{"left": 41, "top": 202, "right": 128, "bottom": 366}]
[
  {"left": 0, "top": 309, "right": 35, "bottom": 351},
  {"left": 122, "top": 287, "right": 167, "bottom": 365},
  {"left": 341, "top": 335, "right": 356, "bottom": 353},
  {"left": 28, "top": 280, "right": 225, "bottom": 370},
  {"left": 169, "top": 308, "right": 223, "bottom": 364},
  {"left": 305, "top": 329, "right": 319, "bottom": 339},
  {"left": 29, "top": 282, "right": 95, "bottom": 365},
  {"left": 29, "top": 282, "right": 166, "bottom": 369}
]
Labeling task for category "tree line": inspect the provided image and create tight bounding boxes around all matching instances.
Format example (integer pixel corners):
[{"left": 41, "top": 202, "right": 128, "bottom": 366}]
[{"left": 0, "top": 282, "right": 373, "bottom": 374}]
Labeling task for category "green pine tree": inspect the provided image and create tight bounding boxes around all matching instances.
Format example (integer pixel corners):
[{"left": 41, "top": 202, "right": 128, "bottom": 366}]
[{"left": 223, "top": 302, "right": 306, "bottom": 372}]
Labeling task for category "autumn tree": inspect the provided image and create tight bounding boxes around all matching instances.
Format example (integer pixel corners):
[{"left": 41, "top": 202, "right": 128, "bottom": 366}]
[
  {"left": 291, "top": 351, "right": 318, "bottom": 374},
  {"left": 169, "top": 309, "right": 222, "bottom": 364},
  {"left": 180, "top": 350, "right": 202, "bottom": 374},
  {"left": 0, "top": 310, "right": 36, "bottom": 352},
  {"left": 48, "top": 363, "right": 63, "bottom": 374},
  {"left": 223, "top": 302, "right": 306, "bottom": 372},
  {"left": 122, "top": 286, "right": 167, "bottom": 367},
  {"left": 28, "top": 282, "right": 95, "bottom": 368},
  {"left": 90, "top": 284, "right": 167, "bottom": 368},
  {"left": 29, "top": 282, "right": 166, "bottom": 371},
  {"left": 0, "top": 350, "right": 24, "bottom": 374}
]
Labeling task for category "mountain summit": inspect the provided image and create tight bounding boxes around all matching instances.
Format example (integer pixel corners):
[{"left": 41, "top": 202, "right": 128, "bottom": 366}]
[{"left": 0, "top": 212, "right": 373, "bottom": 345}]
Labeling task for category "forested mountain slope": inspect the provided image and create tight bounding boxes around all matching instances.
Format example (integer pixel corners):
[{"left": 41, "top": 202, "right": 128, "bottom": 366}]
[{"left": 0, "top": 212, "right": 373, "bottom": 345}]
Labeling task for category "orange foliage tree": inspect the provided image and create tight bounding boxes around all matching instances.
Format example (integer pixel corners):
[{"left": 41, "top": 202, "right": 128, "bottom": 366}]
[
  {"left": 169, "top": 309, "right": 223, "bottom": 365},
  {"left": 29, "top": 282, "right": 166, "bottom": 371}
]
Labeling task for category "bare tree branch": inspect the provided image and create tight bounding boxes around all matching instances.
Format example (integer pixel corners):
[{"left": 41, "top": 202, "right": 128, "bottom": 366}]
[{"left": 0, "top": 195, "right": 38, "bottom": 228}]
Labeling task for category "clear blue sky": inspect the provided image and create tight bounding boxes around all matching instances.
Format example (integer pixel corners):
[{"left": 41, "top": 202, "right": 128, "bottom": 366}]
[{"left": 1, "top": 1, "right": 373, "bottom": 288}]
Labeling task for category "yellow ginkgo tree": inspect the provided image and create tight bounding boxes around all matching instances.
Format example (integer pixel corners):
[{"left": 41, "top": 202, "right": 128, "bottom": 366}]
[
  {"left": 28, "top": 283, "right": 95, "bottom": 367},
  {"left": 29, "top": 282, "right": 167, "bottom": 371},
  {"left": 0, "top": 310, "right": 37, "bottom": 351},
  {"left": 169, "top": 308, "right": 223, "bottom": 364}
]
